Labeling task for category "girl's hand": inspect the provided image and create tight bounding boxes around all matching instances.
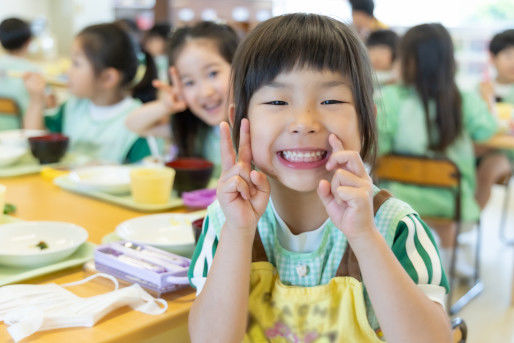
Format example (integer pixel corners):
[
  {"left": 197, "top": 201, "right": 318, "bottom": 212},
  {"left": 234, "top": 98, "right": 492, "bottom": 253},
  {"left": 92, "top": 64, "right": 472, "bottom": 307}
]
[
  {"left": 479, "top": 80, "right": 494, "bottom": 103},
  {"left": 153, "top": 67, "right": 187, "bottom": 114},
  {"left": 317, "top": 134, "right": 375, "bottom": 241},
  {"left": 217, "top": 118, "right": 270, "bottom": 235},
  {"left": 23, "top": 72, "right": 46, "bottom": 102}
]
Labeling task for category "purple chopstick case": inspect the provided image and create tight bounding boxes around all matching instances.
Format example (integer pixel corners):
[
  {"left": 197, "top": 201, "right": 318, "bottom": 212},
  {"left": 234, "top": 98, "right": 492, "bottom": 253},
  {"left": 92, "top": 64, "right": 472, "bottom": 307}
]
[{"left": 94, "top": 241, "right": 191, "bottom": 295}]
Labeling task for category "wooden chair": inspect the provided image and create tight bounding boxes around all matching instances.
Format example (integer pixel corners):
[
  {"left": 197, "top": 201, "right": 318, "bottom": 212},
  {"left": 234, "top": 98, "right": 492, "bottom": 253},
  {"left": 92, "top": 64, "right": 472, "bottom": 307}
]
[
  {"left": 374, "top": 154, "right": 483, "bottom": 315},
  {"left": 0, "top": 97, "right": 22, "bottom": 127}
]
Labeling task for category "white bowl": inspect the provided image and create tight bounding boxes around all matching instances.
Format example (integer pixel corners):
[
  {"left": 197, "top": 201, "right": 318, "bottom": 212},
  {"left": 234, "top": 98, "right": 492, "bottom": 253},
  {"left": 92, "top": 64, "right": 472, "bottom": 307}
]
[
  {"left": 0, "top": 145, "right": 27, "bottom": 167},
  {"left": 116, "top": 213, "right": 203, "bottom": 256},
  {"left": 0, "top": 221, "right": 88, "bottom": 267},
  {"left": 68, "top": 165, "right": 132, "bottom": 194},
  {"left": 0, "top": 129, "right": 47, "bottom": 147}
]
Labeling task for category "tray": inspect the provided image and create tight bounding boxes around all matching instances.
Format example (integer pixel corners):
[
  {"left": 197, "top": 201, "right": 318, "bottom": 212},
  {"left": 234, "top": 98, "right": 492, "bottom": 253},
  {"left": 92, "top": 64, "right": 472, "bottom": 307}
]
[
  {"left": 54, "top": 174, "right": 184, "bottom": 212},
  {"left": 0, "top": 153, "right": 90, "bottom": 178},
  {"left": 0, "top": 241, "right": 95, "bottom": 286}
]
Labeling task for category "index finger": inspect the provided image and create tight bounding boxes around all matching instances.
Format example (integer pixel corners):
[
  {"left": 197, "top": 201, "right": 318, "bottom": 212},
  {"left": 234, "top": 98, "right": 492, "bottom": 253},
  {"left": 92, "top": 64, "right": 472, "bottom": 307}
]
[
  {"left": 237, "top": 118, "right": 252, "bottom": 165},
  {"left": 169, "top": 67, "right": 182, "bottom": 91},
  {"left": 326, "top": 134, "right": 367, "bottom": 177},
  {"left": 220, "top": 121, "right": 236, "bottom": 172},
  {"left": 328, "top": 133, "right": 344, "bottom": 152}
]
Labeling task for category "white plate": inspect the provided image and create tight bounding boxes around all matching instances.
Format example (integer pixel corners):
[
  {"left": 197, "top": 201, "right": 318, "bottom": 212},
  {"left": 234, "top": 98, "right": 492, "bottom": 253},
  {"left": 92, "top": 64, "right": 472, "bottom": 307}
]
[
  {"left": 68, "top": 165, "right": 132, "bottom": 194},
  {"left": 0, "top": 145, "right": 27, "bottom": 167},
  {"left": 0, "top": 129, "right": 47, "bottom": 147},
  {"left": 116, "top": 212, "right": 204, "bottom": 256},
  {"left": 0, "top": 221, "right": 88, "bottom": 267}
]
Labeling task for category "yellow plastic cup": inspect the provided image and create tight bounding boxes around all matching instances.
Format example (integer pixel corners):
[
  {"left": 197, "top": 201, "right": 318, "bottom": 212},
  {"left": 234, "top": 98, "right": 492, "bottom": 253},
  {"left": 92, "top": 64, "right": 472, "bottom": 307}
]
[{"left": 130, "top": 167, "right": 175, "bottom": 205}]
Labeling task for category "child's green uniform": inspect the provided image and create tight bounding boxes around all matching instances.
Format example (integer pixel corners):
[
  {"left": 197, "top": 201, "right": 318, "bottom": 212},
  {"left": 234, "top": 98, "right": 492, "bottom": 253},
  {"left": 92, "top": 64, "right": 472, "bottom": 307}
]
[
  {"left": 44, "top": 97, "right": 150, "bottom": 163},
  {"left": 0, "top": 55, "right": 40, "bottom": 130},
  {"left": 377, "top": 84, "right": 498, "bottom": 222}
]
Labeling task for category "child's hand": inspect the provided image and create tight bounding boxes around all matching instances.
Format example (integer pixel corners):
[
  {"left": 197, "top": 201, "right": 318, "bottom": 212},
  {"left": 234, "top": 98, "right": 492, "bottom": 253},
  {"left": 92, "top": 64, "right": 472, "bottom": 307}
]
[
  {"left": 153, "top": 66, "right": 187, "bottom": 114},
  {"left": 23, "top": 72, "right": 46, "bottom": 102},
  {"left": 479, "top": 80, "right": 494, "bottom": 103},
  {"left": 217, "top": 118, "right": 270, "bottom": 235},
  {"left": 317, "top": 134, "right": 375, "bottom": 241}
]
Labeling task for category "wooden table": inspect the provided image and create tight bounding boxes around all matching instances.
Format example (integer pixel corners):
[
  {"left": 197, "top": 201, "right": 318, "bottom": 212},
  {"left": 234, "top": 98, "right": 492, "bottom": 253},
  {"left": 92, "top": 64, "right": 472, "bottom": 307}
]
[
  {"left": 479, "top": 133, "right": 514, "bottom": 150},
  {"left": 0, "top": 174, "right": 195, "bottom": 342}
]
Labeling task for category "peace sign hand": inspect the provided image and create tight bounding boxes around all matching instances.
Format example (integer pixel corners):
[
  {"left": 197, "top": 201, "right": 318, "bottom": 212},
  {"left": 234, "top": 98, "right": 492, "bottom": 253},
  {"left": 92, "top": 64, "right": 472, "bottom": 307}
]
[
  {"left": 317, "top": 134, "right": 375, "bottom": 241},
  {"left": 153, "top": 67, "right": 187, "bottom": 114},
  {"left": 217, "top": 119, "right": 270, "bottom": 235}
]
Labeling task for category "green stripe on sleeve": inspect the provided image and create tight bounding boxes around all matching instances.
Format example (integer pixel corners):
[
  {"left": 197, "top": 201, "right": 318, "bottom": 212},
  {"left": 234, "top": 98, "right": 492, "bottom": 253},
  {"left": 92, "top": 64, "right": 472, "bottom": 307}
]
[{"left": 188, "top": 216, "right": 210, "bottom": 288}]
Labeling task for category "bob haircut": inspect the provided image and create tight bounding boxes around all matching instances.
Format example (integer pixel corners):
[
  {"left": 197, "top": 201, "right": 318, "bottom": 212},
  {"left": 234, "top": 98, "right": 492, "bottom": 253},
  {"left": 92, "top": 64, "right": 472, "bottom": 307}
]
[{"left": 230, "top": 13, "right": 377, "bottom": 164}]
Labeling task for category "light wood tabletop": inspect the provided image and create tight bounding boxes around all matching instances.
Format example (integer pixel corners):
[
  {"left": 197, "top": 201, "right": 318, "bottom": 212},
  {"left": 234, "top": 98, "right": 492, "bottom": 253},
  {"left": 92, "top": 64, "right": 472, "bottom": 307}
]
[
  {"left": 478, "top": 133, "right": 514, "bottom": 150},
  {"left": 0, "top": 174, "right": 195, "bottom": 342}
]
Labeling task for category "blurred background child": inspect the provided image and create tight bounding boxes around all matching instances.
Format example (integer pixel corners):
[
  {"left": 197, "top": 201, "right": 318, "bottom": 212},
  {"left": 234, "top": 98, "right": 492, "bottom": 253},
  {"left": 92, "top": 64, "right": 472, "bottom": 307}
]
[
  {"left": 142, "top": 23, "right": 171, "bottom": 83},
  {"left": 125, "top": 21, "right": 239, "bottom": 176},
  {"left": 366, "top": 29, "right": 400, "bottom": 87},
  {"left": 23, "top": 23, "right": 157, "bottom": 164},
  {"left": 376, "top": 23, "right": 511, "bottom": 275},
  {"left": 0, "top": 17, "right": 41, "bottom": 130},
  {"left": 480, "top": 29, "right": 514, "bottom": 107},
  {"left": 348, "top": 0, "right": 387, "bottom": 40}
]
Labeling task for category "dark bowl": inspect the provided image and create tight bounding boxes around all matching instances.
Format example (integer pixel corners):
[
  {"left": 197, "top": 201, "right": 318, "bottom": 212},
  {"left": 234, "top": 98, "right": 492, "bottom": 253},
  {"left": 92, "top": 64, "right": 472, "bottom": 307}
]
[
  {"left": 165, "top": 158, "right": 214, "bottom": 195},
  {"left": 28, "top": 134, "right": 69, "bottom": 164}
]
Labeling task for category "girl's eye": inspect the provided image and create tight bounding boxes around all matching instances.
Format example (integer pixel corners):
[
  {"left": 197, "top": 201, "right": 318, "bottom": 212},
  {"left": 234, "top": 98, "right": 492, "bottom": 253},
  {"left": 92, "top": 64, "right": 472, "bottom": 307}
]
[
  {"left": 321, "top": 100, "right": 344, "bottom": 105},
  {"left": 208, "top": 70, "right": 218, "bottom": 78},
  {"left": 264, "top": 100, "right": 287, "bottom": 105},
  {"left": 183, "top": 80, "right": 194, "bottom": 87}
]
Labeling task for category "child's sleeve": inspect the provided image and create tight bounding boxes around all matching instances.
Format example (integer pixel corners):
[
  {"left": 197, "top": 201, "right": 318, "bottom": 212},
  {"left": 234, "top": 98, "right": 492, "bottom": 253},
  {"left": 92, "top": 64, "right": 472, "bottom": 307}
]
[
  {"left": 44, "top": 103, "right": 66, "bottom": 133},
  {"left": 124, "top": 137, "right": 151, "bottom": 163},
  {"left": 391, "top": 214, "right": 450, "bottom": 308},
  {"left": 188, "top": 215, "right": 219, "bottom": 295}
]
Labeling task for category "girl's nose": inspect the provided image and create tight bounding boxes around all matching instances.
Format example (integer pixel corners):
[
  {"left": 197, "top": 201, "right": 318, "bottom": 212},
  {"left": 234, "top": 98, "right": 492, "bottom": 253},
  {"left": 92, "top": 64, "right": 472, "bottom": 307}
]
[
  {"left": 288, "top": 111, "right": 321, "bottom": 135},
  {"left": 200, "top": 83, "right": 215, "bottom": 98}
]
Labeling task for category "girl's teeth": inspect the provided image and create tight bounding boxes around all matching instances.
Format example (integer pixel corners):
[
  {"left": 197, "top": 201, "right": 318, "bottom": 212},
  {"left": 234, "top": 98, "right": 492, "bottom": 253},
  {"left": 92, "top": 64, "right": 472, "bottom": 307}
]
[{"left": 282, "top": 151, "right": 324, "bottom": 162}]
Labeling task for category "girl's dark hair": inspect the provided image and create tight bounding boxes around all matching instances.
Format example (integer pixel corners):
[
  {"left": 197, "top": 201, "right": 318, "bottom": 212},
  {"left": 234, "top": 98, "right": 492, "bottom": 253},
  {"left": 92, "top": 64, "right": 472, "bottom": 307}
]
[
  {"left": 489, "top": 29, "right": 514, "bottom": 56},
  {"left": 231, "top": 13, "right": 377, "bottom": 164},
  {"left": 167, "top": 21, "right": 239, "bottom": 157},
  {"left": 0, "top": 17, "right": 32, "bottom": 51},
  {"left": 400, "top": 23, "right": 462, "bottom": 152},
  {"left": 77, "top": 23, "right": 157, "bottom": 102}
]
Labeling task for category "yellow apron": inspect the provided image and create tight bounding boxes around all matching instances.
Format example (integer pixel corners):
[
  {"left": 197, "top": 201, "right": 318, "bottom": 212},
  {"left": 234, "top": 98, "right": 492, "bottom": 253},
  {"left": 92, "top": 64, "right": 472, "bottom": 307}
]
[{"left": 244, "top": 191, "right": 392, "bottom": 343}]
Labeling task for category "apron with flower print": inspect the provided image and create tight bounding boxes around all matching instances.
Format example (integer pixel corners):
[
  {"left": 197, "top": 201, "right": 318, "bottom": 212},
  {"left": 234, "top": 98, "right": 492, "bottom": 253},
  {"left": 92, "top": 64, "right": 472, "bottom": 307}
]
[{"left": 243, "top": 190, "right": 392, "bottom": 343}]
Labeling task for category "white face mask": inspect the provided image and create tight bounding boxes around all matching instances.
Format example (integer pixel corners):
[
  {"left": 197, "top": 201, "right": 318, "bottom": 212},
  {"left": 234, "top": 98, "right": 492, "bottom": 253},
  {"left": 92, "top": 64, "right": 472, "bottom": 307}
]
[{"left": 0, "top": 273, "right": 167, "bottom": 342}]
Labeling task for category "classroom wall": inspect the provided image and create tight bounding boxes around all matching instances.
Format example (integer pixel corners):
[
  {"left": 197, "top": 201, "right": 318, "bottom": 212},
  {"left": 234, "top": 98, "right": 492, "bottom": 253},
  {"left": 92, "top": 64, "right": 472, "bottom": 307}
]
[{"left": 0, "top": 0, "right": 115, "bottom": 56}]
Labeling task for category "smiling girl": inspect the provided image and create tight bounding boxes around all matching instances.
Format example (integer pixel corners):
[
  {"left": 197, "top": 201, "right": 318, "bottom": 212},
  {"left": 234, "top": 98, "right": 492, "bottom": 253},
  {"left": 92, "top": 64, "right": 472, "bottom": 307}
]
[
  {"left": 187, "top": 13, "right": 452, "bottom": 343},
  {"left": 125, "top": 22, "right": 239, "bottom": 175}
]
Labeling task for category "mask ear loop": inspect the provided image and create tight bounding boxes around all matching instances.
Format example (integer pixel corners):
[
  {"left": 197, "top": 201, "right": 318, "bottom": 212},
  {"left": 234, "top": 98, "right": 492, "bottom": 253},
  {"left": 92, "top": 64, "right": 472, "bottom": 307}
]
[{"left": 61, "top": 273, "right": 119, "bottom": 290}]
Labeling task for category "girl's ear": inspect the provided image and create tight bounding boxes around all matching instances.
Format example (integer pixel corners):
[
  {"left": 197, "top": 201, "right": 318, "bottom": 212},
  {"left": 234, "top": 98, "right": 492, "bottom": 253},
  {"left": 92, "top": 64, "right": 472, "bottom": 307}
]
[
  {"left": 99, "top": 67, "right": 121, "bottom": 89},
  {"left": 228, "top": 103, "right": 236, "bottom": 126}
]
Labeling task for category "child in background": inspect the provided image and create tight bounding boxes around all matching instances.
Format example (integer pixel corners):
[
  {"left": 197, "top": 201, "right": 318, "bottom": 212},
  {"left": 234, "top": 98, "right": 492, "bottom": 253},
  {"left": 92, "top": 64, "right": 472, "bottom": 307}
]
[
  {"left": 366, "top": 29, "right": 399, "bottom": 87},
  {"left": 142, "top": 23, "right": 171, "bottom": 82},
  {"left": 188, "top": 14, "right": 451, "bottom": 342},
  {"left": 24, "top": 23, "right": 157, "bottom": 164},
  {"left": 480, "top": 29, "right": 514, "bottom": 105},
  {"left": 376, "top": 23, "right": 510, "bottom": 274},
  {"left": 348, "top": 0, "right": 387, "bottom": 40},
  {"left": 125, "top": 21, "right": 239, "bottom": 176},
  {"left": 0, "top": 17, "right": 41, "bottom": 130}
]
